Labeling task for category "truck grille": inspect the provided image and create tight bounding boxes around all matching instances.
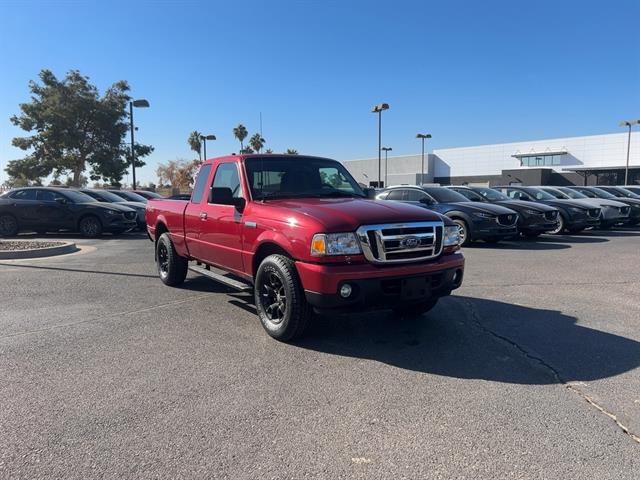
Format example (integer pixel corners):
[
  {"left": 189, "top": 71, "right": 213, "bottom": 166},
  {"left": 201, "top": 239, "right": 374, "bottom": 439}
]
[
  {"left": 356, "top": 221, "right": 444, "bottom": 264},
  {"left": 497, "top": 214, "right": 518, "bottom": 226},
  {"left": 544, "top": 211, "right": 558, "bottom": 221}
]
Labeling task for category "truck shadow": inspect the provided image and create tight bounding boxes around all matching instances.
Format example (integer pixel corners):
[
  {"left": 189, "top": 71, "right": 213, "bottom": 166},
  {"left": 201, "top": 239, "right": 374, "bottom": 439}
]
[{"left": 295, "top": 295, "right": 640, "bottom": 385}]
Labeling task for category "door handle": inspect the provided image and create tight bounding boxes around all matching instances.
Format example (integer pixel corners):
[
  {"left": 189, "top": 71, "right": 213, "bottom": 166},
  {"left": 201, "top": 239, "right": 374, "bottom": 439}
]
[{"left": 199, "top": 212, "right": 208, "bottom": 220}]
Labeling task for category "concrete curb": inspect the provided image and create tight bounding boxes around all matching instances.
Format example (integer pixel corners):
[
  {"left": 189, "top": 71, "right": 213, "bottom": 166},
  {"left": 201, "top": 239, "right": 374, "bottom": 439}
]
[{"left": 0, "top": 241, "right": 78, "bottom": 260}]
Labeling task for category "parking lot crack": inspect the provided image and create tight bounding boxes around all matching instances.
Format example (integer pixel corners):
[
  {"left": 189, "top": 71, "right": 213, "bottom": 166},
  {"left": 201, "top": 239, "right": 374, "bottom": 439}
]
[{"left": 457, "top": 296, "right": 640, "bottom": 445}]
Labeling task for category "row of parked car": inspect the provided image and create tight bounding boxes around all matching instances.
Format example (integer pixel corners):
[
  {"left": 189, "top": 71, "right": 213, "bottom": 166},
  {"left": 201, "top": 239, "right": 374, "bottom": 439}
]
[
  {"left": 0, "top": 188, "right": 164, "bottom": 237},
  {"left": 1, "top": 182, "right": 639, "bottom": 242},
  {"left": 374, "top": 184, "right": 640, "bottom": 246}
]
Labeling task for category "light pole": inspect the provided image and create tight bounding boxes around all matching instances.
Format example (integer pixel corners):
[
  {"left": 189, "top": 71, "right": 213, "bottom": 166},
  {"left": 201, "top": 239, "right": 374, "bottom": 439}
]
[
  {"left": 416, "top": 133, "right": 432, "bottom": 185},
  {"left": 371, "top": 103, "right": 389, "bottom": 187},
  {"left": 619, "top": 119, "right": 640, "bottom": 185},
  {"left": 129, "top": 99, "right": 150, "bottom": 189},
  {"left": 381, "top": 147, "right": 392, "bottom": 187},
  {"left": 200, "top": 134, "right": 216, "bottom": 161}
]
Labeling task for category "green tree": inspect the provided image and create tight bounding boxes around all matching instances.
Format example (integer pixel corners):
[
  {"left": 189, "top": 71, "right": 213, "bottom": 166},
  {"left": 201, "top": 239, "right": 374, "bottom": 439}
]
[
  {"left": 265, "top": 148, "right": 274, "bottom": 154},
  {"left": 7, "top": 69, "right": 153, "bottom": 186},
  {"left": 285, "top": 149, "right": 298, "bottom": 155},
  {"left": 233, "top": 124, "right": 248, "bottom": 152},
  {"left": 188, "top": 131, "right": 202, "bottom": 161},
  {"left": 249, "top": 133, "right": 265, "bottom": 153},
  {"left": 156, "top": 158, "right": 200, "bottom": 193}
]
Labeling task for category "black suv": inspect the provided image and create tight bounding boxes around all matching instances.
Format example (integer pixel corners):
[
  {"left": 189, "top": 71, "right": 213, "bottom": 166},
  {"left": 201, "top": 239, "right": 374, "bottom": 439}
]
[
  {"left": 0, "top": 187, "right": 137, "bottom": 237},
  {"left": 376, "top": 185, "right": 519, "bottom": 246},
  {"left": 493, "top": 186, "right": 600, "bottom": 234},
  {"left": 448, "top": 186, "right": 559, "bottom": 238}
]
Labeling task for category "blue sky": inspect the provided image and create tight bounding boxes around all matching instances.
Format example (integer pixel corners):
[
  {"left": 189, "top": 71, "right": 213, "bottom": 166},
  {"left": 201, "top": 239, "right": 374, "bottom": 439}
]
[{"left": 1, "top": 0, "right": 639, "bottom": 185}]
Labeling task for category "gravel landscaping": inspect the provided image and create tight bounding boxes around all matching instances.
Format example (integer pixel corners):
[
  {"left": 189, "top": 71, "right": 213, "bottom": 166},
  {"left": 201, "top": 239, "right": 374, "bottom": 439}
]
[{"left": 0, "top": 240, "right": 66, "bottom": 251}]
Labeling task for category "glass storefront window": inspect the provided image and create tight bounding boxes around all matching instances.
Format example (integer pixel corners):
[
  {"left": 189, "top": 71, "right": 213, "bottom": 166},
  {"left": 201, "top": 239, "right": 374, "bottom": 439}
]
[{"left": 520, "top": 154, "right": 565, "bottom": 167}]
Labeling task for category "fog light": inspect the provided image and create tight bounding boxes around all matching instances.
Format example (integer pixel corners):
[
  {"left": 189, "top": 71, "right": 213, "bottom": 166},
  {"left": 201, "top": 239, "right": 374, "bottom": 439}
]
[{"left": 340, "top": 284, "right": 352, "bottom": 298}]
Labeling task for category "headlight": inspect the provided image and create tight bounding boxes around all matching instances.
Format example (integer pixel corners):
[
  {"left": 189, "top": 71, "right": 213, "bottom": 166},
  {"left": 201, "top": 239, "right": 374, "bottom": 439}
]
[
  {"left": 524, "top": 209, "right": 541, "bottom": 215},
  {"left": 472, "top": 212, "right": 494, "bottom": 219},
  {"left": 443, "top": 225, "right": 461, "bottom": 247},
  {"left": 311, "top": 233, "right": 362, "bottom": 256},
  {"left": 105, "top": 209, "right": 118, "bottom": 215}
]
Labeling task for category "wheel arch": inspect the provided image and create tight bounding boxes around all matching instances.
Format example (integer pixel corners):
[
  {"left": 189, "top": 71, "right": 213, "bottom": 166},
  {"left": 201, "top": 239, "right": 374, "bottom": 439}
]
[{"left": 252, "top": 242, "right": 293, "bottom": 279}]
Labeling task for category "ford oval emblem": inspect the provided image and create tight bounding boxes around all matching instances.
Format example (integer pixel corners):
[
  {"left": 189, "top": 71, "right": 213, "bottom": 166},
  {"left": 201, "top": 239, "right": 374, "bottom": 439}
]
[{"left": 400, "top": 236, "right": 420, "bottom": 249}]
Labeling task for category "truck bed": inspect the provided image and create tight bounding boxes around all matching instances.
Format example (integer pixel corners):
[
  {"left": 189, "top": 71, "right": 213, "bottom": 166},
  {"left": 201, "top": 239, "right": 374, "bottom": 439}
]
[{"left": 145, "top": 198, "right": 189, "bottom": 254}]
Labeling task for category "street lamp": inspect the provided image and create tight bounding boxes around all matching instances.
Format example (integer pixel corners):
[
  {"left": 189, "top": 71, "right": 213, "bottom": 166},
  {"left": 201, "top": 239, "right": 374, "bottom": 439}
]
[
  {"left": 381, "top": 147, "right": 392, "bottom": 187},
  {"left": 619, "top": 119, "right": 640, "bottom": 185},
  {"left": 200, "top": 134, "right": 216, "bottom": 161},
  {"left": 416, "top": 133, "right": 432, "bottom": 185},
  {"left": 129, "top": 98, "right": 150, "bottom": 189},
  {"left": 371, "top": 103, "right": 390, "bottom": 187}
]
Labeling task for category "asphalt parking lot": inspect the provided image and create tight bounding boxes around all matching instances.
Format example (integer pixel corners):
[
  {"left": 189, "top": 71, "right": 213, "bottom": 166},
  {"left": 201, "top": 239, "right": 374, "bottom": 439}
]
[{"left": 1, "top": 230, "right": 639, "bottom": 479}]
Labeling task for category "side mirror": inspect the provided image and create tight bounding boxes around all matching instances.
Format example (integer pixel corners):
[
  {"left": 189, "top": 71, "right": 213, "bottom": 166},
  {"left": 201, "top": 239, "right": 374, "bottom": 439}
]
[
  {"left": 209, "top": 187, "right": 245, "bottom": 210},
  {"left": 363, "top": 187, "right": 377, "bottom": 199}
]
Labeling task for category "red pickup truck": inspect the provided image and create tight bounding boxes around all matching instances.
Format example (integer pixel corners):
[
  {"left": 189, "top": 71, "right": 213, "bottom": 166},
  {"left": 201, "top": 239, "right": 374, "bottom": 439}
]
[{"left": 146, "top": 154, "right": 465, "bottom": 341}]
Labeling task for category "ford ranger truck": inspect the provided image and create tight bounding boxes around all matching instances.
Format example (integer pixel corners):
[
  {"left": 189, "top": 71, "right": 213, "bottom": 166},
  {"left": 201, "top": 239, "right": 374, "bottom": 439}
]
[{"left": 146, "top": 155, "right": 465, "bottom": 341}]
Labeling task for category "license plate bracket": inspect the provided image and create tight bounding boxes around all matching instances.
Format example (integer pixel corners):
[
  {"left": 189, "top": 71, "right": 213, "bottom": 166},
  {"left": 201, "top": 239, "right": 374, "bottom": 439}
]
[{"left": 401, "top": 276, "right": 431, "bottom": 300}]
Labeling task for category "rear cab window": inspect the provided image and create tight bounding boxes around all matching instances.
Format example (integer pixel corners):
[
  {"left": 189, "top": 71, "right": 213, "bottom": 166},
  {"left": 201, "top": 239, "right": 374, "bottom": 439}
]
[{"left": 191, "top": 164, "right": 212, "bottom": 204}]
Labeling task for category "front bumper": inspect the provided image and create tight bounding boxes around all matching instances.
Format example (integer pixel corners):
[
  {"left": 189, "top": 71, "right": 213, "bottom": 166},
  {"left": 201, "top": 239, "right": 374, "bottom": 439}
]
[
  {"left": 470, "top": 220, "right": 518, "bottom": 239},
  {"left": 104, "top": 217, "right": 137, "bottom": 231},
  {"left": 296, "top": 252, "right": 465, "bottom": 311}
]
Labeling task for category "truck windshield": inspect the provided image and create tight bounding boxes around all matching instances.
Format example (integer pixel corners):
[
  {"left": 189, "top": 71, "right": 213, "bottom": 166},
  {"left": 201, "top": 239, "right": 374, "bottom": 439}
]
[{"left": 245, "top": 156, "right": 365, "bottom": 200}]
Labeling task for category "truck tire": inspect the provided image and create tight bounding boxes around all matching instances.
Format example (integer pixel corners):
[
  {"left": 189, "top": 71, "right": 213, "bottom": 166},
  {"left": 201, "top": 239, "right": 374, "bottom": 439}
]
[
  {"left": 255, "top": 254, "right": 312, "bottom": 341},
  {"left": 0, "top": 214, "right": 19, "bottom": 237},
  {"left": 393, "top": 298, "right": 439, "bottom": 318},
  {"left": 78, "top": 215, "right": 103, "bottom": 237},
  {"left": 156, "top": 233, "right": 188, "bottom": 286}
]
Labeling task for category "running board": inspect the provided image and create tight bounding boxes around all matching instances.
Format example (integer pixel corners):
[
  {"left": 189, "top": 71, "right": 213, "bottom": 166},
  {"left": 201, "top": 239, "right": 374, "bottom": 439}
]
[{"left": 188, "top": 264, "right": 252, "bottom": 292}]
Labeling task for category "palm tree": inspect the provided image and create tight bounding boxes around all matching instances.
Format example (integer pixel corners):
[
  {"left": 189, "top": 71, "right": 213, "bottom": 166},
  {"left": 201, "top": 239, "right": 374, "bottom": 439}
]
[
  {"left": 233, "top": 124, "right": 248, "bottom": 152},
  {"left": 249, "top": 133, "right": 265, "bottom": 153},
  {"left": 188, "top": 131, "right": 202, "bottom": 161},
  {"left": 265, "top": 148, "right": 273, "bottom": 154},
  {"left": 285, "top": 149, "right": 298, "bottom": 155}
]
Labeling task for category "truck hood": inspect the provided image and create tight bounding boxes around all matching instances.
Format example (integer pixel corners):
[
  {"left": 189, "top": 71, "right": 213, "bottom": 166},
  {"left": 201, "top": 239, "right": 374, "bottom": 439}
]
[{"left": 262, "top": 197, "right": 447, "bottom": 231}]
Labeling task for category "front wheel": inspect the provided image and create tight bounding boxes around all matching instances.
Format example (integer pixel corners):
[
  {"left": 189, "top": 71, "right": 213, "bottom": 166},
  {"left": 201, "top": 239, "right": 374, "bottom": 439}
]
[
  {"left": 452, "top": 219, "right": 471, "bottom": 246},
  {"left": 78, "top": 215, "right": 103, "bottom": 237},
  {"left": 156, "top": 233, "right": 188, "bottom": 286},
  {"left": 548, "top": 214, "right": 565, "bottom": 235},
  {"left": 393, "top": 298, "right": 439, "bottom": 318},
  {"left": 254, "top": 254, "right": 312, "bottom": 341}
]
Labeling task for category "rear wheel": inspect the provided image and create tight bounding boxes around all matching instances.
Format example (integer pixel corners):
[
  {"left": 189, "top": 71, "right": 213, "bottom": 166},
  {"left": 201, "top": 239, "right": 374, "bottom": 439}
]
[
  {"left": 78, "top": 215, "right": 103, "bottom": 237},
  {"left": 393, "top": 298, "right": 439, "bottom": 318},
  {"left": 156, "top": 233, "right": 188, "bottom": 286},
  {"left": 0, "top": 214, "right": 19, "bottom": 237},
  {"left": 452, "top": 218, "right": 471, "bottom": 246},
  {"left": 255, "top": 254, "right": 312, "bottom": 342}
]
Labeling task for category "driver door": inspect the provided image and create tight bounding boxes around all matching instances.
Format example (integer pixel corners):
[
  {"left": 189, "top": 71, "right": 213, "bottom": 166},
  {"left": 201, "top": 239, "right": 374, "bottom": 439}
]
[{"left": 196, "top": 162, "right": 246, "bottom": 275}]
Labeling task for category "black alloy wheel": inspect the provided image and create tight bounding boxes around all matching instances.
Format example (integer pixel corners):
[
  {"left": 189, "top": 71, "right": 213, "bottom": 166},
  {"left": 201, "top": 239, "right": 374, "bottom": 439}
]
[
  {"left": 0, "top": 214, "right": 19, "bottom": 237},
  {"left": 79, "top": 216, "right": 103, "bottom": 237}
]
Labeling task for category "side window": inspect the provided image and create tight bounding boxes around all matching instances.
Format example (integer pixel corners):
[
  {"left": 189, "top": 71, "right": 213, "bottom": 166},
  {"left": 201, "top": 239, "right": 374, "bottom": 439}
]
[
  {"left": 191, "top": 164, "right": 212, "bottom": 204},
  {"left": 211, "top": 162, "right": 242, "bottom": 202},
  {"left": 405, "top": 189, "right": 426, "bottom": 202},
  {"left": 386, "top": 189, "right": 406, "bottom": 201},
  {"left": 11, "top": 189, "right": 37, "bottom": 201},
  {"left": 38, "top": 190, "right": 66, "bottom": 202}
]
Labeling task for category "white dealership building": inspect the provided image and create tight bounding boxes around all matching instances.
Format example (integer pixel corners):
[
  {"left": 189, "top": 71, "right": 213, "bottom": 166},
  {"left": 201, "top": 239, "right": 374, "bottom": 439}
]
[{"left": 343, "top": 131, "right": 640, "bottom": 187}]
